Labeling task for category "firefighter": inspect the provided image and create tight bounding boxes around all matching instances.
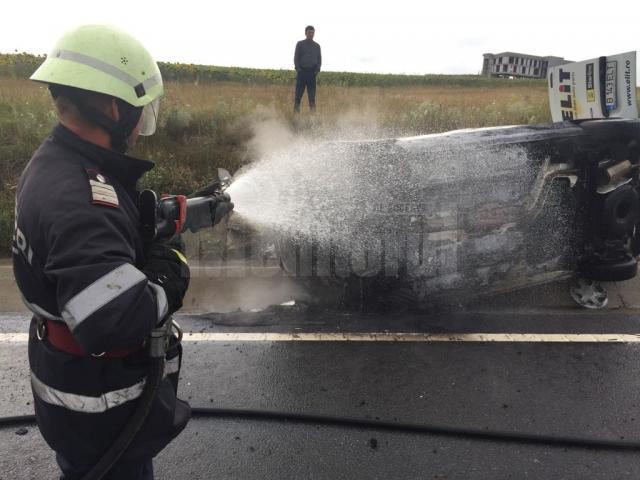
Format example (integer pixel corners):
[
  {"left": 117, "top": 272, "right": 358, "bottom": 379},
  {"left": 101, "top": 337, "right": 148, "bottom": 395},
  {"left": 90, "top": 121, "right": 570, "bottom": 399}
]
[{"left": 11, "top": 25, "right": 209, "bottom": 479}]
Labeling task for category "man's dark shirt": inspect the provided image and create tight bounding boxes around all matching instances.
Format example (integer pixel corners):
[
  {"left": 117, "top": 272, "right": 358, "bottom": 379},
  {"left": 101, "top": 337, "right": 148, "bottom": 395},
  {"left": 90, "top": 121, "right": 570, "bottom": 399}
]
[{"left": 294, "top": 39, "right": 322, "bottom": 71}]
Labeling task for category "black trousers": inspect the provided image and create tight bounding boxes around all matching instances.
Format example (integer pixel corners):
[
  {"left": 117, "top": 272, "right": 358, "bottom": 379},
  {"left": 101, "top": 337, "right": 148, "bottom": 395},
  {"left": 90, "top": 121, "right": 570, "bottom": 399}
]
[{"left": 294, "top": 68, "right": 317, "bottom": 112}]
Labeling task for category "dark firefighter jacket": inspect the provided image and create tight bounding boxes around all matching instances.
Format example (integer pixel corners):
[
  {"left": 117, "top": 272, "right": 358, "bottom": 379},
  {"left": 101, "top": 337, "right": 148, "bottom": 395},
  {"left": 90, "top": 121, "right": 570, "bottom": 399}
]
[{"left": 12, "top": 123, "right": 191, "bottom": 464}]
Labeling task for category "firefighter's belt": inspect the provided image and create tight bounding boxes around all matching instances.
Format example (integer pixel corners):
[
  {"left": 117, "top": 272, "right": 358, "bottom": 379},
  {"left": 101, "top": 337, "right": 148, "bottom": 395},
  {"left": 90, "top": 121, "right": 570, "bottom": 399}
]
[{"left": 36, "top": 317, "right": 142, "bottom": 358}]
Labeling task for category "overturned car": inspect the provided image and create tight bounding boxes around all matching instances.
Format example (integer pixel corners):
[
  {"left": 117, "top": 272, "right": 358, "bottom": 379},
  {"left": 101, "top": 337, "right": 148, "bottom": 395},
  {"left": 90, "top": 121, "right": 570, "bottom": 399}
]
[{"left": 276, "top": 119, "right": 640, "bottom": 309}]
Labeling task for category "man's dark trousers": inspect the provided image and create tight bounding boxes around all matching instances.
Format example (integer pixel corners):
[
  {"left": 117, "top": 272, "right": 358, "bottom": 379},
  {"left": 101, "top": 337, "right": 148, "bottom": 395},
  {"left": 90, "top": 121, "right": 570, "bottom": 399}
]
[{"left": 294, "top": 68, "right": 317, "bottom": 112}]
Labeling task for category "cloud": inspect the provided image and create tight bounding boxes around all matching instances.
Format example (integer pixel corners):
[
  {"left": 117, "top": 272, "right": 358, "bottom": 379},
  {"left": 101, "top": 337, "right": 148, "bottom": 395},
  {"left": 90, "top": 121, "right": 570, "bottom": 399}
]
[
  {"left": 355, "top": 56, "right": 377, "bottom": 64},
  {"left": 456, "top": 36, "right": 489, "bottom": 49}
]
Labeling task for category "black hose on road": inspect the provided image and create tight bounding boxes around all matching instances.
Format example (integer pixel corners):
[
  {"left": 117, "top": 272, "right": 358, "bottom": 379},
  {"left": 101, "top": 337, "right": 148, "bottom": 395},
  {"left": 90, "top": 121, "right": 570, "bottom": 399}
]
[{"left": 2, "top": 405, "right": 640, "bottom": 452}]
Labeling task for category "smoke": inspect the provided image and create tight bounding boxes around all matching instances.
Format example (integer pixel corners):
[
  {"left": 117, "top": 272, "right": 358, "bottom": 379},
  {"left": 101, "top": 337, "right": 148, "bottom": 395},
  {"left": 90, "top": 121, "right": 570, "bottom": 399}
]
[
  {"left": 244, "top": 102, "right": 387, "bottom": 155},
  {"left": 182, "top": 270, "right": 309, "bottom": 314},
  {"left": 245, "top": 104, "right": 296, "bottom": 158}
]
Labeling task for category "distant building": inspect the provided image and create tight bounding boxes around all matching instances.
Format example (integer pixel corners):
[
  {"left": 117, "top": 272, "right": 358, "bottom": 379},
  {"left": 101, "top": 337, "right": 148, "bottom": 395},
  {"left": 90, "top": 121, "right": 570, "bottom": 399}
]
[{"left": 482, "top": 52, "right": 569, "bottom": 79}]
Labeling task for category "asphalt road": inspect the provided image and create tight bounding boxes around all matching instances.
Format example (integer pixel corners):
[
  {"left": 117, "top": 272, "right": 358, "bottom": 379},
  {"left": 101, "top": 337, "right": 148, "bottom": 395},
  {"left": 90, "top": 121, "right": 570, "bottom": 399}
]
[{"left": 2, "top": 303, "right": 640, "bottom": 479}]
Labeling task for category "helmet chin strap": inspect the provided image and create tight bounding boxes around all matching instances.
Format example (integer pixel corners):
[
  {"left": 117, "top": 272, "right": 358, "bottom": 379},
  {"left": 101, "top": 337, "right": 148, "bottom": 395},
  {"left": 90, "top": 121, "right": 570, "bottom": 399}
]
[
  {"left": 50, "top": 85, "right": 143, "bottom": 154},
  {"left": 109, "top": 99, "right": 144, "bottom": 154}
]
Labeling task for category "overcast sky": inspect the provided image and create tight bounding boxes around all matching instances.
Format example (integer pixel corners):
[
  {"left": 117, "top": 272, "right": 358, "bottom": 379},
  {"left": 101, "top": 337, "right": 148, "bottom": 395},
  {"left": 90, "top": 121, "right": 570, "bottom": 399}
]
[{"left": 2, "top": 0, "right": 639, "bottom": 78}]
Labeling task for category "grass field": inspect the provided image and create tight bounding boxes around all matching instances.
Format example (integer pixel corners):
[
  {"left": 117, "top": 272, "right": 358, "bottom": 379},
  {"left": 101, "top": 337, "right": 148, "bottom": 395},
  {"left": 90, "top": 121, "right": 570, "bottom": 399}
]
[{"left": 0, "top": 57, "right": 632, "bottom": 254}]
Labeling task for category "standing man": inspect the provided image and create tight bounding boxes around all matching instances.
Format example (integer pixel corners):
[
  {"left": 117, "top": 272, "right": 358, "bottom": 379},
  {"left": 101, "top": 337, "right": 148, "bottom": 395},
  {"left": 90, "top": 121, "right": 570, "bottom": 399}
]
[
  {"left": 12, "top": 24, "right": 230, "bottom": 479},
  {"left": 294, "top": 25, "right": 322, "bottom": 113}
]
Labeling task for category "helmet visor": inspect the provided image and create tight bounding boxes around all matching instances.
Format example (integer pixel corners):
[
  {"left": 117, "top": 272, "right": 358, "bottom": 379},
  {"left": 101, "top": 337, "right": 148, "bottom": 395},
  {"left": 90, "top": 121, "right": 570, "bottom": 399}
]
[{"left": 139, "top": 98, "right": 160, "bottom": 136}]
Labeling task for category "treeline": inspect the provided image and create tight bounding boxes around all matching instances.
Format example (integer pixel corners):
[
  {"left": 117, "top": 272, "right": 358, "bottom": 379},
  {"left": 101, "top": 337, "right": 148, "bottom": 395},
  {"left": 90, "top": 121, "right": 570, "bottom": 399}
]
[{"left": 0, "top": 53, "right": 544, "bottom": 88}]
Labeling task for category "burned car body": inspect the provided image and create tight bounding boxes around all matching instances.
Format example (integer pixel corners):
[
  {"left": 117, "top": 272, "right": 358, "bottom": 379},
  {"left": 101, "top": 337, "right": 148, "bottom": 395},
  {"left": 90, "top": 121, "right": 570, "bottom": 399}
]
[{"left": 276, "top": 119, "right": 640, "bottom": 309}]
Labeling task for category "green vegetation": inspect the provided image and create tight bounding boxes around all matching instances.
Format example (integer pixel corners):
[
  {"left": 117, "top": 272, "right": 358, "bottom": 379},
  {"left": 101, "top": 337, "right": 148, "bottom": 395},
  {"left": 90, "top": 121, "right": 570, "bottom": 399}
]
[{"left": 0, "top": 78, "right": 58, "bottom": 252}]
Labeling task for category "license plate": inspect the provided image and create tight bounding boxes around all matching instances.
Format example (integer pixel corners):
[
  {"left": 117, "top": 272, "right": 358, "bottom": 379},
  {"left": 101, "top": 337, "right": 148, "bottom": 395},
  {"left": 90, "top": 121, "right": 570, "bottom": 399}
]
[{"left": 605, "top": 61, "right": 617, "bottom": 111}]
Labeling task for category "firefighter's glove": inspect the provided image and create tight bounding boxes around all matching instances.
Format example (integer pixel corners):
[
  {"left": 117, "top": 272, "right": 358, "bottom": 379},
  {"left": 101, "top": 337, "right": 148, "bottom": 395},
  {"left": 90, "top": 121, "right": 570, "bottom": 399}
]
[
  {"left": 143, "top": 243, "right": 190, "bottom": 316},
  {"left": 212, "top": 193, "right": 234, "bottom": 227}
]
